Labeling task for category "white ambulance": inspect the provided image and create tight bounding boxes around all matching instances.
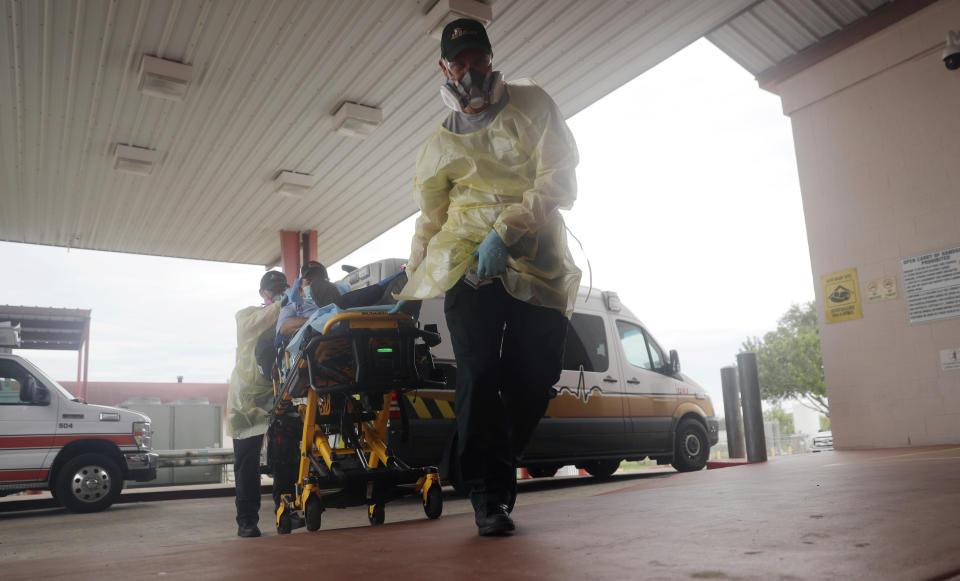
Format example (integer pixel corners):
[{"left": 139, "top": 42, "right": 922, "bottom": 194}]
[{"left": 0, "top": 324, "right": 157, "bottom": 512}]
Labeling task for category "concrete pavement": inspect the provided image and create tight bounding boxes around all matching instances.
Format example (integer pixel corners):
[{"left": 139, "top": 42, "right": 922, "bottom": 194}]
[{"left": 3, "top": 447, "right": 958, "bottom": 580}]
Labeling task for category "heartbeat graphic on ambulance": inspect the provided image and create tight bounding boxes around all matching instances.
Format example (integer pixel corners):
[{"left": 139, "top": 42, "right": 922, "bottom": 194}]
[{"left": 555, "top": 366, "right": 603, "bottom": 403}]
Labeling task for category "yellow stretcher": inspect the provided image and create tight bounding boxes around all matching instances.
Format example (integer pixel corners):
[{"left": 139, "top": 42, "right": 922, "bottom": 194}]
[{"left": 270, "top": 310, "right": 444, "bottom": 533}]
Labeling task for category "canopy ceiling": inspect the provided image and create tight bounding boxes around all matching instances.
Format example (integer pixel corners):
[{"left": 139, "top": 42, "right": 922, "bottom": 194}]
[{"left": 0, "top": 0, "right": 903, "bottom": 266}]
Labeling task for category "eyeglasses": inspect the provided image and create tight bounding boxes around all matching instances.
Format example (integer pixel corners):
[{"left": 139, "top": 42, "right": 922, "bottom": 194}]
[{"left": 443, "top": 52, "right": 491, "bottom": 77}]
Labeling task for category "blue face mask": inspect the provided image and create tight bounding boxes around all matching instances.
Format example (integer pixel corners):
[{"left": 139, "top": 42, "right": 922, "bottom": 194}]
[{"left": 303, "top": 285, "right": 314, "bottom": 304}]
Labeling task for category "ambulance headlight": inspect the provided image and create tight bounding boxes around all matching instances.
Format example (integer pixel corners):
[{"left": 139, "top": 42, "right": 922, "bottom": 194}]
[{"left": 133, "top": 421, "right": 153, "bottom": 450}]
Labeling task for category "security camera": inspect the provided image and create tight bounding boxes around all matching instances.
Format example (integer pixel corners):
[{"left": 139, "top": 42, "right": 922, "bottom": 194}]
[{"left": 945, "top": 30, "right": 960, "bottom": 70}]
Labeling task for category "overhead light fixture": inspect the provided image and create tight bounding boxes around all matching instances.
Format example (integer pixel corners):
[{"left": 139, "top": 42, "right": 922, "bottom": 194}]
[
  {"left": 138, "top": 55, "right": 193, "bottom": 101},
  {"left": 425, "top": 0, "right": 492, "bottom": 40},
  {"left": 274, "top": 171, "right": 314, "bottom": 198},
  {"left": 332, "top": 102, "right": 383, "bottom": 138},
  {"left": 114, "top": 144, "right": 160, "bottom": 176}
]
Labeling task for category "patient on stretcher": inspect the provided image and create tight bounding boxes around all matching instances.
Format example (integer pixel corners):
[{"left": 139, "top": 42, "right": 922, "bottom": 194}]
[
  {"left": 276, "top": 266, "right": 344, "bottom": 340},
  {"left": 278, "top": 268, "right": 407, "bottom": 338},
  {"left": 274, "top": 268, "right": 409, "bottom": 368}
]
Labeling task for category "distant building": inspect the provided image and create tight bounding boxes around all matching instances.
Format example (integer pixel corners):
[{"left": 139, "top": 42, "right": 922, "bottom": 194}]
[{"left": 59, "top": 381, "right": 228, "bottom": 411}]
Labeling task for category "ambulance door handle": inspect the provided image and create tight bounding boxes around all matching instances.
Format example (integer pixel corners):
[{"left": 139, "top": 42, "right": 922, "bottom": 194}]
[
  {"left": 602, "top": 376, "right": 618, "bottom": 383},
  {"left": 626, "top": 378, "right": 640, "bottom": 385}
]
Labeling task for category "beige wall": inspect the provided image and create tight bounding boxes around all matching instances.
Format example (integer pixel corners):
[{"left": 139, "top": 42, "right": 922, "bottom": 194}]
[{"left": 770, "top": 0, "right": 960, "bottom": 448}]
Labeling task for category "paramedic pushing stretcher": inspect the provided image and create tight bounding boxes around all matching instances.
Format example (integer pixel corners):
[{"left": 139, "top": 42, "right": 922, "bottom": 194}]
[
  {"left": 227, "top": 270, "right": 298, "bottom": 538},
  {"left": 393, "top": 19, "right": 581, "bottom": 536}
]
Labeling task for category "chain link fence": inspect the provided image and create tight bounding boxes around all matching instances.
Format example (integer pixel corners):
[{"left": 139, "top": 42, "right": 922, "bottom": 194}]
[{"left": 712, "top": 421, "right": 813, "bottom": 459}]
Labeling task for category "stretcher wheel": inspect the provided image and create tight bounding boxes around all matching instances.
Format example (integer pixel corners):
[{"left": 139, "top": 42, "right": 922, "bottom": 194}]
[
  {"left": 304, "top": 495, "right": 323, "bottom": 531},
  {"left": 277, "top": 512, "right": 292, "bottom": 535},
  {"left": 368, "top": 503, "right": 385, "bottom": 526},
  {"left": 423, "top": 484, "right": 442, "bottom": 520}
]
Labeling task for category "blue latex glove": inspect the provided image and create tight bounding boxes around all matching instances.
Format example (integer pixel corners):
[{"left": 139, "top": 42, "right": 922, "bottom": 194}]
[
  {"left": 473, "top": 229, "right": 507, "bottom": 279},
  {"left": 285, "top": 278, "right": 303, "bottom": 305},
  {"left": 388, "top": 300, "right": 422, "bottom": 321}
]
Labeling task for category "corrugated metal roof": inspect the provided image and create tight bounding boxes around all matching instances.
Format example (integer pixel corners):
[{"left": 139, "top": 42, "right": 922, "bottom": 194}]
[
  {"left": 707, "top": 0, "right": 894, "bottom": 77},
  {"left": 0, "top": 306, "right": 90, "bottom": 350},
  {"left": 0, "top": 0, "right": 756, "bottom": 266}
]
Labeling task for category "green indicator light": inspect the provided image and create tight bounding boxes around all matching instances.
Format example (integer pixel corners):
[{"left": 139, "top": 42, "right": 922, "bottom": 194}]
[{"left": 377, "top": 348, "right": 393, "bottom": 353}]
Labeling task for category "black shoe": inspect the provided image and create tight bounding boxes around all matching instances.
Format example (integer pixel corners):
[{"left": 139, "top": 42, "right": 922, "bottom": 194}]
[
  {"left": 476, "top": 504, "right": 515, "bottom": 536},
  {"left": 507, "top": 483, "right": 517, "bottom": 514},
  {"left": 237, "top": 524, "right": 262, "bottom": 538},
  {"left": 290, "top": 514, "right": 305, "bottom": 530}
]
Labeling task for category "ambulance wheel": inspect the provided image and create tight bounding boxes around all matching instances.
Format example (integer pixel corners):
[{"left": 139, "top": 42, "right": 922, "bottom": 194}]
[
  {"left": 277, "top": 512, "right": 292, "bottom": 534},
  {"left": 304, "top": 496, "right": 323, "bottom": 531},
  {"left": 55, "top": 453, "right": 122, "bottom": 513},
  {"left": 423, "top": 485, "right": 442, "bottom": 520},
  {"left": 526, "top": 464, "right": 560, "bottom": 478},
  {"left": 672, "top": 418, "right": 709, "bottom": 472},
  {"left": 583, "top": 459, "right": 620, "bottom": 479},
  {"left": 368, "top": 503, "right": 385, "bottom": 525}
]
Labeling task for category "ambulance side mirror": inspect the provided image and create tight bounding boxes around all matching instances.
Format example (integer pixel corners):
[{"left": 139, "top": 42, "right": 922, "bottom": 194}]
[
  {"left": 19, "top": 376, "right": 36, "bottom": 403},
  {"left": 19, "top": 376, "right": 49, "bottom": 405},
  {"left": 668, "top": 350, "right": 681, "bottom": 376}
]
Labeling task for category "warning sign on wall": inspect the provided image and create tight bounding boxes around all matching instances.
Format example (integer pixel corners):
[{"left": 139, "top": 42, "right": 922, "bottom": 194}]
[
  {"left": 821, "top": 268, "right": 863, "bottom": 323},
  {"left": 865, "top": 277, "right": 898, "bottom": 303},
  {"left": 942, "top": 348, "right": 960, "bottom": 371},
  {"left": 901, "top": 245, "right": 960, "bottom": 324}
]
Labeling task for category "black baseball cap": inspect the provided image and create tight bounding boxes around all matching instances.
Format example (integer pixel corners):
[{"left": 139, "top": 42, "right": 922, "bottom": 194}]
[
  {"left": 300, "top": 261, "right": 326, "bottom": 279},
  {"left": 440, "top": 18, "right": 491, "bottom": 61},
  {"left": 301, "top": 264, "right": 329, "bottom": 282},
  {"left": 259, "top": 270, "right": 288, "bottom": 291}
]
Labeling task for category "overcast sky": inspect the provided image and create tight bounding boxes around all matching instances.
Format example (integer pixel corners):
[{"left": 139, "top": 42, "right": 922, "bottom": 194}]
[{"left": 1, "top": 39, "right": 814, "bottom": 415}]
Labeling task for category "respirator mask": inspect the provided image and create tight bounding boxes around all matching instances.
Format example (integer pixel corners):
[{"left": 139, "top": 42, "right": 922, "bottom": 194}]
[{"left": 440, "top": 68, "right": 505, "bottom": 113}]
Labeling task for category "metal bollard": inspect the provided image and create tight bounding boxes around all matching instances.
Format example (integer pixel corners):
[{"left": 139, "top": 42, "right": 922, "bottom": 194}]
[
  {"left": 736, "top": 352, "right": 767, "bottom": 462},
  {"left": 720, "top": 366, "right": 746, "bottom": 459}
]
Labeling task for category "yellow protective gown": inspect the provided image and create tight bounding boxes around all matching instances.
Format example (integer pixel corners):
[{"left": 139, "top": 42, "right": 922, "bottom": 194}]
[
  {"left": 397, "top": 81, "right": 581, "bottom": 315},
  {"left": 226, "top": 302, "right": 281, "bottom": 440}
]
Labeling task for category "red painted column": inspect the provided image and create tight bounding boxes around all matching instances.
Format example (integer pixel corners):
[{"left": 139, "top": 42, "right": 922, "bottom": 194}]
[
  {"left": 76, "top": 336, "right": 83, "bottom": 387},
  {"left": 79, "top": 319, "right": 90, "bottom": 402},
  {"left": 280, "top": 230, "right": 301, "bottom": 287},
  {"left": 302, "top": 230, "right": 318, "bottom": 265}
]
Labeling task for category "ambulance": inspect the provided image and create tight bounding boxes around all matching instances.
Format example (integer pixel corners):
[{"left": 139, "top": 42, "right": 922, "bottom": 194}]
[
  {"left": 0, "top": 323, "right": 157, "bottom": 512},
  {"left": 338, "top": 260, "right": 719, "bottom": 486}
]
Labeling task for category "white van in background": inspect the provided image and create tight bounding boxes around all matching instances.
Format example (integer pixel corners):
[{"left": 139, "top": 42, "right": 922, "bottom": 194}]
[{"left": 338, "top": 260, "right": 719, "bottom": 484}]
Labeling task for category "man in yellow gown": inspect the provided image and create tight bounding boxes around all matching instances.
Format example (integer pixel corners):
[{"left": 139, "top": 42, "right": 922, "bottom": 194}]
[{"left": 395, "top": 18, "right": 581, "bottom": 536}]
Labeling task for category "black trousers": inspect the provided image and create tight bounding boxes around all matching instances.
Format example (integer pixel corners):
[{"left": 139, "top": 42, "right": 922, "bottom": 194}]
[
  {"left": 233, "top": 434, "right": 264, "bottom": 527},
  {"left": 233, "top": 433, "right": 297, "bottom": 527},
  {"left": 444, "top": 280, "right": 568, "bottom": 512}
]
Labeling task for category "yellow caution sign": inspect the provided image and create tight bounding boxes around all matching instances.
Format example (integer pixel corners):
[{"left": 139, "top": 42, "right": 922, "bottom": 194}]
[{"left": 821, "top": 268, "right": 863, "bottom": 323}]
